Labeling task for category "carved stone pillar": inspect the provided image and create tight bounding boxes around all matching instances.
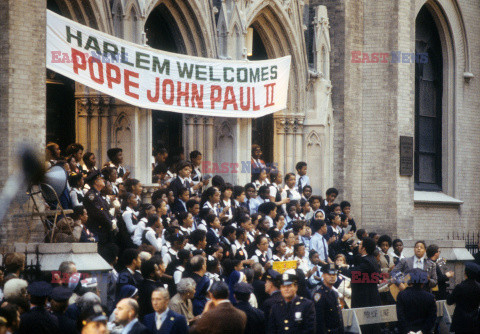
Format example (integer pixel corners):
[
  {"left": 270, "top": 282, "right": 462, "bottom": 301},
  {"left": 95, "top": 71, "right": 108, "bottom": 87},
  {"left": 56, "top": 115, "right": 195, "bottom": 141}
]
[
  {"left": 204, "top": 117, "right": 214, "bottom": 166},
  {"left": 76, "top": 97, "right": 89, "bottom": 149},
  {"left": 274, "top": 116, "right": 286, "bottom": 173},
  {"left": 89, "top": 97, "right": 101, "bottom": 161},
  {"left": 99, "top": 97, "right": 111, "bottom": 166}
]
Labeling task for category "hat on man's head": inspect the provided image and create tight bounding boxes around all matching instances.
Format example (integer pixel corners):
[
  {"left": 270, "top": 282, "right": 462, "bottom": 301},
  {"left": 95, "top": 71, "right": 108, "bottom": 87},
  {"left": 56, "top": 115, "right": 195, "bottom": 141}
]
[
  {"left": 27, "top": 281, "right": 53, "bottom": 297},
  {"left": 321, "top": 263, "right": 339, "bottom": 275},
  {"left": 85, "top": 170, "right": 103, "bottom": 186},
  {"left": 265, "top": 269, "right": 281, "bottom": 282},
  {"left": 79, "top": 303, "right": 107, "bottom": 326},
  {"left": 281, "top": 269, "right": 298, "bottom": 286},
  {"left": 465, "top": 262, "right": 480, "bottom": 279},
  {"left": 50, "top": 286, "right": 73, "bottom": 302},
  {"left": 234, "top": 282, "right": 254, "bottom": 295}
]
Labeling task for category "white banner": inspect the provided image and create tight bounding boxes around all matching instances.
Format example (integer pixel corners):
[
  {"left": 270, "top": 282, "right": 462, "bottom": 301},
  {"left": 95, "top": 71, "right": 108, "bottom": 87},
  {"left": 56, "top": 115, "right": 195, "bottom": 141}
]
[{"left": 46, "top": 10, "right": 291, "bottom": 118}]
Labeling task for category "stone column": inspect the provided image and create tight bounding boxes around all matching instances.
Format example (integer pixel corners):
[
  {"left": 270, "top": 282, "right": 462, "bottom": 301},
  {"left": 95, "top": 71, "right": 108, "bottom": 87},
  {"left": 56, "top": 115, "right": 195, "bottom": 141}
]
[
  {"left": 274, "top": 116, "right": 286, "bottom": 173},
  {"left": 76, "top": 97, "right": 89, "bottom": 149},
  {"left": 89, "top": 97, "right": 101, "bottom": 162}
]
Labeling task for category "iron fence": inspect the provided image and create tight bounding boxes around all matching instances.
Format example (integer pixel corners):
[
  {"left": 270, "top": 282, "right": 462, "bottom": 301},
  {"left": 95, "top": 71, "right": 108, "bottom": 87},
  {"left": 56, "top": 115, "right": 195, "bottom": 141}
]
[{"left": 447, "top": 231, "right": 479, "bottom": 255}]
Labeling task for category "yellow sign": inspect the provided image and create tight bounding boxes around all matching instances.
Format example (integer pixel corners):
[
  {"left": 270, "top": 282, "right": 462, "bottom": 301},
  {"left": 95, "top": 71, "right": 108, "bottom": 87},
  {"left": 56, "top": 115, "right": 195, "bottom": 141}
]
[{"left": 272, "top": 260, "right": 297, "bottom": 274}]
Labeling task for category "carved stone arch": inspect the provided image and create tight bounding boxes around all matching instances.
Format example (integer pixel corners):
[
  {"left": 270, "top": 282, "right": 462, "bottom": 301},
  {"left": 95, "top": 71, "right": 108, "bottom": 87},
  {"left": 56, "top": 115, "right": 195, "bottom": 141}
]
[
  {"left": 47, "top": 0, "right": 111, "bottom": 33},
  {"left": 246, "top": 3, "right": 306, "bottom": 115},
  {"left": 145, "top": 0, "right": 216, "bottom": 57},
  {"left": 112, "top": 0, "right": 124, "bottom": 37},
  {"left": 113, "top": 113, "right": 133, "bottom": 169},
  {"left": 307, "top": 130, "right": 322, "bottom": 147},
  {"left": 415, "top": 0, "right": 469, "bottom": 72}
]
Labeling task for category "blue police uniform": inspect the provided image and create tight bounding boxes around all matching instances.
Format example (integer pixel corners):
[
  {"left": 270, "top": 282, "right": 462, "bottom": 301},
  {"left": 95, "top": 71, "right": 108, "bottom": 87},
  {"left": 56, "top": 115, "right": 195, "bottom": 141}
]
[
  {"left": 313, "top": 281, "right": 344, "bottom": 334},
  {"left": 268, "top": 295, "right": 316, "bottom": 334}
]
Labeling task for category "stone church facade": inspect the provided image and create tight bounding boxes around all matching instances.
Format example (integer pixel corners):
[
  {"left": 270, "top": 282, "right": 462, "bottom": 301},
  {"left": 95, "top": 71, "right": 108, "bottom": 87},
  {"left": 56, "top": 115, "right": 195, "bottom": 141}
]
[{"left": 0, "top": 0, "right": 479, "bottom": 246}]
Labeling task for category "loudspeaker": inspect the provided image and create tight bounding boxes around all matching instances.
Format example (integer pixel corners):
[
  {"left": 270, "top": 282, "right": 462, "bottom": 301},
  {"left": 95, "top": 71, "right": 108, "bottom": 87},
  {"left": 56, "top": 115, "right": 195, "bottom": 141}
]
[{"left": 41, "top": 166, "right": 68, "bottom": 203}]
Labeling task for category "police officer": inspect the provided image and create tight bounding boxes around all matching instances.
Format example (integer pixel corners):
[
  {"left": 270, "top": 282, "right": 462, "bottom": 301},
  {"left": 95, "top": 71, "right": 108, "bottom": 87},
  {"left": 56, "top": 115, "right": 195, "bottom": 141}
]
[
  {"left": 234, "top": 282, "right": 266, "bottom": 334},
  {"left": 50, "top": 286, "right": 77, "bottom": 333},
  {"left": 313, "top": 263, "right": 344, "bottom": 334},
  {"left": 83, "top": 170, "right": 115, "bottom": 245},
  {"left": 447, "top": 262, "right": 480, "bottom": 334},
  {"left": 396, "top": 268, "right": 437, "bottom": 334},
  {"left": 267, "top": 269, "right": 315, "bottom": 334},
  {"left": 18, "top": 281, "right": 60, "bottom": 334},
  {"left": 262, "top": 269, "right": 283, "bottom": 317}
]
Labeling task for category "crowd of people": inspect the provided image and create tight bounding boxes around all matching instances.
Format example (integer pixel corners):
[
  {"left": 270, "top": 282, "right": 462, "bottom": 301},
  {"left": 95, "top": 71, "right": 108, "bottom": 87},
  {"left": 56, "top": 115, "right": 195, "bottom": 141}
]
[{"left": 0, "top": 141, "right": 479, "bottom": 334}]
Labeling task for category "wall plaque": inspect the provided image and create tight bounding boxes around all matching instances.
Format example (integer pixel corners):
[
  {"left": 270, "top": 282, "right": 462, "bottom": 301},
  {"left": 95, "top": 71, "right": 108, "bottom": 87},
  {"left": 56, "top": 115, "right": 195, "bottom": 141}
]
[{"left": 400, "top": 136, "right": 413, "bottom": 176}]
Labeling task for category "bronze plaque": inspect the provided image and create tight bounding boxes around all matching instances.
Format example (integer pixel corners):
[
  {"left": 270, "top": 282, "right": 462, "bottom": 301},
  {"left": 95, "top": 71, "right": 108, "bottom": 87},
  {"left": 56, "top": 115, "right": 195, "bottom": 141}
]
[{"left": 400, "top": 136, "right": 413, "bottom": 176}]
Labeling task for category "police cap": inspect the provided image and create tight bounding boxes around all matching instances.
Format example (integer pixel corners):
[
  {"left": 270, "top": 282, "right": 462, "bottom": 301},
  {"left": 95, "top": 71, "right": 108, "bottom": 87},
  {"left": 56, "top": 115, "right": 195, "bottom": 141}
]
[
  {"left": 27, "top": 281, "right": 53, "bottom": 297},
  {"left": 321, "top": 263, "right": 339, "bottom": 275},
  {"left": 281, "top": 269, "right": 298, "bottom": 286},
  {"left": 50, "top": 286, "right": 73, "bottom": 302}
]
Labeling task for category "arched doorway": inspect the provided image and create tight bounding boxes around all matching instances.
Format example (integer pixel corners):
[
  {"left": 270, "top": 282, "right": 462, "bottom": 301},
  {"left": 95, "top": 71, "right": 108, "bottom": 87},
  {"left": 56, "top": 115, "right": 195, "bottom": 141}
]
[
  {"left": 249, "top": 27, "right": 274, "bottom": 164},
  {"left": 145, "top": 4, "right": 184, "bottom": 158},
  {"left": 46, "top": 0, "right": 76, "bottom": 151}
]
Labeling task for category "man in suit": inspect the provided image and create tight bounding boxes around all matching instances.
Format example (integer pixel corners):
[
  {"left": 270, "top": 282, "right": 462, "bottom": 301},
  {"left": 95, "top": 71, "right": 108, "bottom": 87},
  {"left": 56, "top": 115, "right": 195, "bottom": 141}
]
[
  {"left": 348, "top": 237, "right": 381, "bottom": 334},
  {"left": 138, "top": 258, "right": 163, "bottom": 320},
  {"left": 172, "top": 187, "right": 189, "bottom": 215},
  {"left": 143, "top": 288, "right": 188, "bottom": 334},
  {"left": 117, "top": 249, "right": 142, "bottom": 297},
  {"left": 114, "top": 298, "right": 150, "bottom": 334},
  {"left": 447, "top": 262, "right": 480, "bottom": 334},
  {"left": 189, "top": 255, "right": 210, "bottom": 316},
  {"left": 18, "top": 281, "right": 60, "bottom": 334},
  {"left": 396, "top": 269, "right": 437, "bottom": 334},
  {"left": 234, "top": 282, "right": 265, "bottom": 334},
  {"left": 391, "top": 240, "right": 437, "bottom": 291},
  {"left": 169, "top": 161, "right": 192, "bottom": 197},
  {"left": 190, "top": 281, "right": 247, "bottom": 334}
]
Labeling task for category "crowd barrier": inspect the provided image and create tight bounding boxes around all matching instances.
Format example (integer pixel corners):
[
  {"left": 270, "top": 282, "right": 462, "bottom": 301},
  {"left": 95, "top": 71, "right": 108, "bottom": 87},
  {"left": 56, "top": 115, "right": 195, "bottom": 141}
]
[{"left": 342, "top": 300, "right": 455, "bottom": 333}]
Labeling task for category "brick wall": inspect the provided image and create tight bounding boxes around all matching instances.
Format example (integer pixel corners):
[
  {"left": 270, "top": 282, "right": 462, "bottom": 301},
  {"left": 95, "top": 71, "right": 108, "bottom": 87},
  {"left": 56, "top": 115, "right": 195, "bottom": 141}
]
[{"left": 0, "top": 0, "right": 46, "bottom": 247}]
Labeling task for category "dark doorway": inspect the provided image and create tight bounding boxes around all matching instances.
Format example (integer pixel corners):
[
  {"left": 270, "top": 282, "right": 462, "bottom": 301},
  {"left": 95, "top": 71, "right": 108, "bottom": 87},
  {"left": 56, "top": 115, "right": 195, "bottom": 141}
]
[
  {"left": 145, "top": 4, "right": 184, "bottom": 156},
  {"left": 46, "top": 0, "right": 76, "bottom": 151},
  {"left": 249, "top": 27, "right": 274, "bottom": 164},
  {"left": 414, "top": 7, "right": 443, "bottom": 190},
  {"left": 46, "top": 71, "right": 75, "bottom": 151}
]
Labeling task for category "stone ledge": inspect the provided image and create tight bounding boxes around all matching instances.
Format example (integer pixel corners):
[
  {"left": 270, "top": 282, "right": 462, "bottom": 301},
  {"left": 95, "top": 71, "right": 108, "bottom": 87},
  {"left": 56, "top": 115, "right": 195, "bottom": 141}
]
[
  {"left": 414, "top": 191, "right": 463, "bottom": 205},
  {"left": 401, "top": 239, "right": 473, "bottom": 261}
]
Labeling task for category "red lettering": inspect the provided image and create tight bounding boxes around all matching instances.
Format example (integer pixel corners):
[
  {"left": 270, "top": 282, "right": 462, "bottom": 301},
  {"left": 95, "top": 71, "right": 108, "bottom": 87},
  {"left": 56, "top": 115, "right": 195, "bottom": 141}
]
[
  {"left": 88, "top": 57, "right": 104, "bottom": 84},
  {"left": 51, "top": 271, "right": 61, "bottom": 283},
  {"left": 220, "top": 162, "right": 229, "bottom": 173},
  {"left": 371, "top": 53, "right": 379, "bottom": 63},
  {"left": 361, "top": 273, "right": 370, "bottom": 283},
  {"left": 203, "top": 161, "right": 212, "bottom": 174},
  {"left": 210, "top": 85, "right": 222, "bottom": 109},
  {"left": 264, "top": 83, "right": 276, "bottom": 107},
  {"left": 252, "top": 87, "right": 260, "bottom": 111},
  {"left": 162, "top": 79, "right": 174, "bottom": 105},
  {"left": 371, "top": 272, "right": 379, "bottom": 283},
  {"left": 351, "top": 271, "right": 361, "bottom": 283},
  {"left": 124, "top": 70, "right": 139, "bottom": 99},
  {"left": 147, "top": 77, "right": 160, "bottom": 102},
  {"left": 223, "top": 86, "right": 238, "bottom": 110},
  {"left": 106, "top": 63, "right": 121, "bottom": 89},
  {"left": 191, "top": 84, "right": 204, "bottom": 108},
  {"left": 72, "top": 48, "right": 87, "bottom": 74},
  {"left": 177, "top": 82, "right": 190, "bottom": 107},
  {"left": 51, "top": 51, "right": 61, "bottom": 63},
  {"left": 230, "top": 163, "right": 239, "bottom": 174},
  {"left": 212, "top": 163, "right": 220, "bottom": 174},
  {"left": 379, "top": 53, "right": 389, "bottom": 63},
  {"left": 362, "top": 53, "right": 370, "bottom": 63},
  {"left": 351, "top": 51, "right": 362, "bottom": 63},
  {"left": 239, "top": 87, "right": 251, "bottom": 111}
]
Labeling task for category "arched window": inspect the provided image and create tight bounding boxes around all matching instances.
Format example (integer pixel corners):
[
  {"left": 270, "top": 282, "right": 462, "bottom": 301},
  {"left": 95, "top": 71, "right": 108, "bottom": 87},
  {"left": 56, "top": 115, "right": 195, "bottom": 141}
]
[{"left": 415, "top": 6, "right": 443, "bottom": 191}]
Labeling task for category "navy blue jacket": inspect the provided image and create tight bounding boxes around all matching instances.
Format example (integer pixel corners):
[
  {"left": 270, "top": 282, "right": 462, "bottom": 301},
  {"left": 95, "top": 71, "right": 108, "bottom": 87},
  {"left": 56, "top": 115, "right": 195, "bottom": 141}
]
[{"left": 143, "top": 309, "right": 188, "bottom": 334}]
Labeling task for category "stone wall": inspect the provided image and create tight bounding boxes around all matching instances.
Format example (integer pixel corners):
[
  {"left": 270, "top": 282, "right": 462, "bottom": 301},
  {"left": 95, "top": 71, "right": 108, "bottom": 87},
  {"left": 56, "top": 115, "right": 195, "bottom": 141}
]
[{"left": 0, "top": 0, "right": 46, "bottom": 246}]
